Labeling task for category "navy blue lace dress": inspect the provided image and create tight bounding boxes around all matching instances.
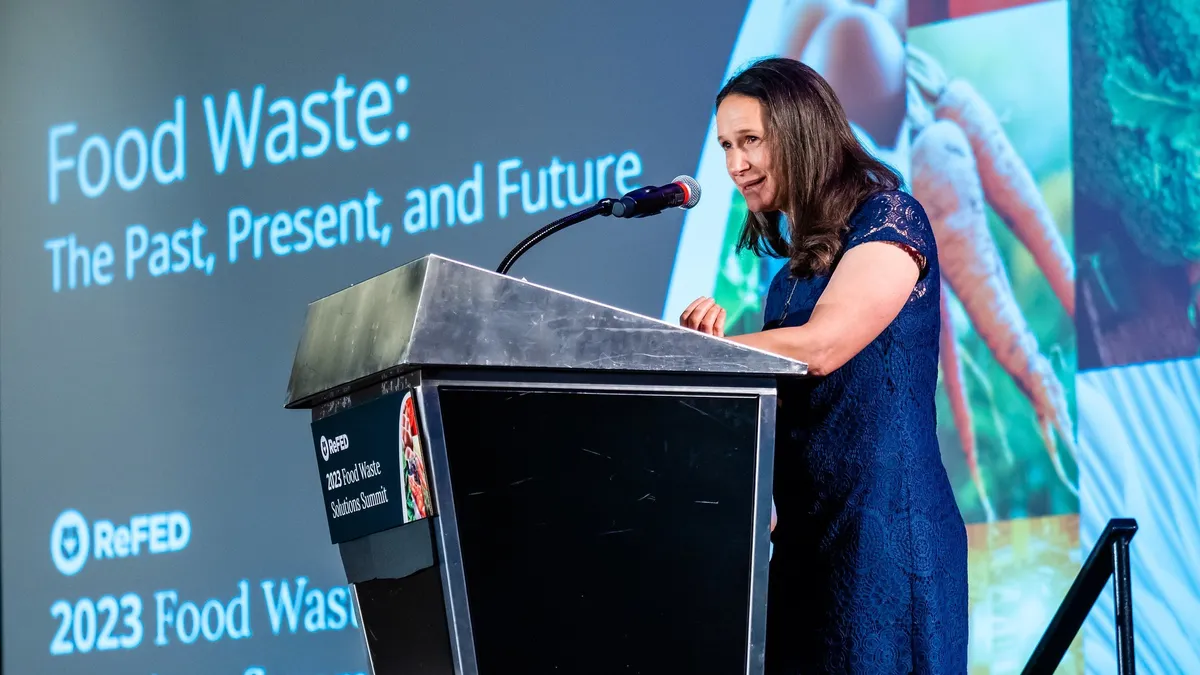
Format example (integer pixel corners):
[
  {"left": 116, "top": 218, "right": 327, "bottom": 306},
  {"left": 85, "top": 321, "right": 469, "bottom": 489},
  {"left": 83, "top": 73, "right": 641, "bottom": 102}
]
[{"left": 762, "top": 191, "right": 968, "bottom": 673}]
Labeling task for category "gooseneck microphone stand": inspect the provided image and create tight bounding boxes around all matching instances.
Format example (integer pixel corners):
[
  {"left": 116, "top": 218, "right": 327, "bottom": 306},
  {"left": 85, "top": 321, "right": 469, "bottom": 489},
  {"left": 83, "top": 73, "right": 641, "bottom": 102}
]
[{"left": 495, "top": 198, "right": 616, "bottom": 276}]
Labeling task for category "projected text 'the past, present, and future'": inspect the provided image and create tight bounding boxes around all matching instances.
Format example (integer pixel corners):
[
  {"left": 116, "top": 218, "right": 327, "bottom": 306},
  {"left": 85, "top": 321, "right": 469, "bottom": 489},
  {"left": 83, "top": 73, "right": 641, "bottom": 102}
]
[{"left": 40, "top": 71, "right": 648, "bottom": 293}]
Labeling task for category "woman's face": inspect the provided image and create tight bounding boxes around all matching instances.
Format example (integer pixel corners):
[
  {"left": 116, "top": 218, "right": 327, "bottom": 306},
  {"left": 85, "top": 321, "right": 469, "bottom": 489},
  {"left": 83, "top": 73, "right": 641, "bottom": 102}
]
[{"left": 717, "top": 94, "right": 781, "bottom": 213}]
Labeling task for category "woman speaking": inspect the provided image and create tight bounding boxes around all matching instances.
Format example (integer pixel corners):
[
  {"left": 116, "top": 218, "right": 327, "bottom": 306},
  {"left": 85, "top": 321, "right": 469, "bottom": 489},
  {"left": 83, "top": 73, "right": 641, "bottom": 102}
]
[{"left": 680, "top": 58, "right": 968, "bottom": 673}]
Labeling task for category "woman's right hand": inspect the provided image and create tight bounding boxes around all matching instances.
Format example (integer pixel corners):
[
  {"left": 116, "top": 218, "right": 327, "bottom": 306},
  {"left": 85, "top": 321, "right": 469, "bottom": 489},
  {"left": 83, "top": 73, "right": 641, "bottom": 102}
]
[{"left": 679, "top": 296, "right": 727, "bottom": 337}]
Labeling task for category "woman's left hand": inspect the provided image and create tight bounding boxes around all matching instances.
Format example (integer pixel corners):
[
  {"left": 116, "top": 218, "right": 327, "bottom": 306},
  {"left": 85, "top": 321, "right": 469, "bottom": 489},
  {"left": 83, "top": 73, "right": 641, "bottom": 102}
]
[{"left": 679, "top": 296, "right": 727, "bottom": 337}]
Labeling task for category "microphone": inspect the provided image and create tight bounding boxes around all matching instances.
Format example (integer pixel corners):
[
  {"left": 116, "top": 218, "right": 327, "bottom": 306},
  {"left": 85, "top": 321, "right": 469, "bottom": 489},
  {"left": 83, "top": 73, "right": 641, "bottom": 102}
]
[
  {"left": 610, "top": 175, "right": 701, "bottom": 218},
  {"left": 496, "top": 174, "right": 701, "bottom": 275}
]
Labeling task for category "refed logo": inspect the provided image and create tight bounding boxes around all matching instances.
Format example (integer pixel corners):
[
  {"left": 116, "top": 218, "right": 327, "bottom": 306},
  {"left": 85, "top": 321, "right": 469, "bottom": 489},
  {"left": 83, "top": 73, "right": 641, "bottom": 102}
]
[
  {"left": 50, "top": 509, "right": 90, "bottom": 576},
  {"left": 49, "top": 508, "right": 192, "bottom": 576},
  {"left": 320, "top": 433, "right": 349, "bottom": 461}
]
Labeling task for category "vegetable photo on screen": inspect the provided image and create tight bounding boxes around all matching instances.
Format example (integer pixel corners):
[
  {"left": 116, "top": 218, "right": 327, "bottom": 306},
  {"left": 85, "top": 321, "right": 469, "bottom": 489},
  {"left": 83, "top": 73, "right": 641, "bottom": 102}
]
[
  {"left": 906, "top": 27, "right": 1077, "bottom": 519},
  {"left": 1074, "top": 0, "right": 1200, "bottom": 367}
]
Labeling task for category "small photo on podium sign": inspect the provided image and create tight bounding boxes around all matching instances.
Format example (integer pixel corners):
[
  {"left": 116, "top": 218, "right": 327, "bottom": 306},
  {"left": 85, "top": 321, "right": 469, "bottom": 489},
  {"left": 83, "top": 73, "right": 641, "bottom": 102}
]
[
  {"left": 310, "top": 387, "right": 435, "bottom": 544},
  {"left": 400, "top": 390, "right": 434, "bottom": 523}
]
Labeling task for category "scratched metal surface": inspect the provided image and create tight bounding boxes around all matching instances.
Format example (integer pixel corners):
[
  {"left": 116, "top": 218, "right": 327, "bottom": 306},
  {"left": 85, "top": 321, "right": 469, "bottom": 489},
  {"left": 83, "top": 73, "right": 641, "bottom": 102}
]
[{"left": 285, "top": 254, "right": 808, "bottom": 408}]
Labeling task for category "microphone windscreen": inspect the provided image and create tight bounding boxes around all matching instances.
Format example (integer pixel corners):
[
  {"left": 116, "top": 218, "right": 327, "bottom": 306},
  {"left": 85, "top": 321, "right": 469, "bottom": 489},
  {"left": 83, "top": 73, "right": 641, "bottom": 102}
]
[{"left": 673, "top": 175, "right": 702, "bottom": 209}]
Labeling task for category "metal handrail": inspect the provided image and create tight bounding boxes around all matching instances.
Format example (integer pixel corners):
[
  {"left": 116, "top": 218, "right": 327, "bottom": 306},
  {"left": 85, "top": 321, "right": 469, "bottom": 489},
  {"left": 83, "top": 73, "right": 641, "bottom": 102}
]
[{"left": 1022, "top": 518, "right": 1138, "bottom": 674}]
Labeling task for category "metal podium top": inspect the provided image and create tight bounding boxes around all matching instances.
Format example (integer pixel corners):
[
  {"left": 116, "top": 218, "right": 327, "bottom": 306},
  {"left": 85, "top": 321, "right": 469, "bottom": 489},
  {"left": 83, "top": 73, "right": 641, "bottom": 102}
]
[{"left": 284, "top": 255, "right": 808, "bottom": 408}]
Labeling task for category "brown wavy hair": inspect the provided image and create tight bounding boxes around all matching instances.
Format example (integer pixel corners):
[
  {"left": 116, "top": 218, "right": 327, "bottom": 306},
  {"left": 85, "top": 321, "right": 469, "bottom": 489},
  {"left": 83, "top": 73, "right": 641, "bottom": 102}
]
[{"left": 716, "top": 57, "right": 902, "bottom": 277}]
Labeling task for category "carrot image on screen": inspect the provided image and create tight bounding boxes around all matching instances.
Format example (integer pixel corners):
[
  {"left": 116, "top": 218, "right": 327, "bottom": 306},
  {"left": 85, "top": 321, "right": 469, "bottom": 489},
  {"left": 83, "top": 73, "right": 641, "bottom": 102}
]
[{"left": 907, "top": 34, "right": 1078, "bottom": 506}]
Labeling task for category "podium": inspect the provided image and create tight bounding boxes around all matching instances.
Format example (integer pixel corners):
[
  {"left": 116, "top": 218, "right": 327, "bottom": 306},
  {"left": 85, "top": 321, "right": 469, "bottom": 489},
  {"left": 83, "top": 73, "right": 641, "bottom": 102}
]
[{"left": 284, "top": 255, "right": 807, "bottom": 675}]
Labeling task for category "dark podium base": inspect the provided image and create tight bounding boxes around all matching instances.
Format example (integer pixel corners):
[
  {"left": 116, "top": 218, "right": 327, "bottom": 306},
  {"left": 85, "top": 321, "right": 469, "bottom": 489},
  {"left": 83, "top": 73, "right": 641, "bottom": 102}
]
[
  {"left": 439, "top": 384, "right": 759, "bottom": 673},
  {"left": 321, "top": 369, "right": 775, "bottom": 674}
]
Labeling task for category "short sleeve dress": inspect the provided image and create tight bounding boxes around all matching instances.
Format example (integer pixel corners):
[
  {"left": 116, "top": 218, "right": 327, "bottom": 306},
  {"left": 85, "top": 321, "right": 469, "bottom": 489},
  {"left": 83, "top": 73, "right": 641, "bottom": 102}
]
[{"left": 762, "top": 190, "right": 969, "bottom": 674}]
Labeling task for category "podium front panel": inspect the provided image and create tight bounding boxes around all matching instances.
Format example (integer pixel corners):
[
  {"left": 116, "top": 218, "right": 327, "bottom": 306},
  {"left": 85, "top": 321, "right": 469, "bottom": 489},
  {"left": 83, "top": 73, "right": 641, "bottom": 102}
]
[{"left": 437, "top": 383, "right": 762, "bottom": 673}]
